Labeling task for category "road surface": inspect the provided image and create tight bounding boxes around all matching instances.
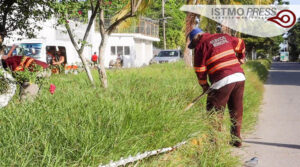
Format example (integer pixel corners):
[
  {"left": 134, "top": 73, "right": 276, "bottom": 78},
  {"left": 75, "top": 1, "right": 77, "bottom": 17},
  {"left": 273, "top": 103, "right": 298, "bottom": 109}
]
[{"left": 237, "top": 62, "right": 300, "bottom": 167}]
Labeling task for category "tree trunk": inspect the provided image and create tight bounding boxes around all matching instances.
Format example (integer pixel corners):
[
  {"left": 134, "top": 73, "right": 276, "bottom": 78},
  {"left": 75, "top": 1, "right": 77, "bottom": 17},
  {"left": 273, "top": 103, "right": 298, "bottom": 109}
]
[
  {"left": 71, "top": 45, "right": 95, "bottom": 88},
  {"left": 64, "top": 22, "right": 95, "bottom": 87},
  {"left": 184, "top": 43, "right": 193, "bottom": 67},
  {"left": 0, "top": 34, "right": 4, "bottom": 67},
  {"left": 221, "top": 25, "right": 232, "bottom": 35},
  {"left": 97, "top": 5, "right": 108, "bottom": 89},
  {"left": 78, "top": 51, "right": 95, "bottom": 87},
  {"left": 95, "top": 0, "right": 145, "bottom": 88},
  {"left": 97, "top": 34, "right": 108, "bottom": 88},
  {"left": 184, "top": 12, "right": 196, "bottom": 67}
]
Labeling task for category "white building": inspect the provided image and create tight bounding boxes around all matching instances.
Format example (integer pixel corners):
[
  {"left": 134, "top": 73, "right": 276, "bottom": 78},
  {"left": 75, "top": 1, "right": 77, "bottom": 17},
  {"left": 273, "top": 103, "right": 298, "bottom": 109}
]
[{"left": 5, "top": 14, "right": 159, "bottom": 68}]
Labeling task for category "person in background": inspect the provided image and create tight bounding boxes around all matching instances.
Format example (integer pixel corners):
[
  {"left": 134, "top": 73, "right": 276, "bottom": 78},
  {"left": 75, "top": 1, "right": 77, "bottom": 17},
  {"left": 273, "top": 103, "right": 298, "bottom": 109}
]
[
  {"left": 46, "top": 50, "right": 65, "bottom": 74},
  {"left": 91, "top": 52, "right": 98, "bottom": 66},
  {"left": 116, "top": 54, "right": 123, "bottom": 67},
  {"left": 52, "top": 50, "right": 65, "bottom": 66},
  {"left": 188, "top": 27, "right": 246, "bottom": 147},
  {"left": 46, "top": 50, "right": 64, "bottom": 66}
]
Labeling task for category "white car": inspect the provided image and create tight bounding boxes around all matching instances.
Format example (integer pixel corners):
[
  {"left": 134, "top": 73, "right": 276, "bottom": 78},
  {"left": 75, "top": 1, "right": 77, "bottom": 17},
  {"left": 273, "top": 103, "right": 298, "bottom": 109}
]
[{"left": 151, "top": 50, "right": 182, "bottom": 64}]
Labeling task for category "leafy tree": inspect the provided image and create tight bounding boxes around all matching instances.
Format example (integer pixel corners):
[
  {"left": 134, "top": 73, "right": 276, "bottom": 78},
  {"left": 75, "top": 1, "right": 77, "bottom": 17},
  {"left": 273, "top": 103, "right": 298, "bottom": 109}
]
[
  {"left": 288, "top": 19, "right": 300, "bottom": 61},
  {"left": 50, "top": 0, "right": 151, "bottom": 88},
  {"left": 243, "top": 35, "right": 283, "bottom": 59},
  {"left": 0, "top": 0, "right": 53, "bottom": 56},
  {"left": 51, "top": 0, "right": 99, "bottom": 87},
  {"left": 277, "top": 0, "right": 289, "bottom": 5},
  {"left": 241, "top": 0, "right": 284, "bottom": 59},
  {"left": 145, "top": 0, "right": 186, "bottom": 50}
]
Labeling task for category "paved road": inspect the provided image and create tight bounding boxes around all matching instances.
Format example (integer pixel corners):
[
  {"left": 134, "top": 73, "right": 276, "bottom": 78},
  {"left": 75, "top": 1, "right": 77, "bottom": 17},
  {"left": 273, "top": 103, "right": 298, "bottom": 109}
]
[{"left": 237, "top": 62, "right": 300, "bottom": 167}]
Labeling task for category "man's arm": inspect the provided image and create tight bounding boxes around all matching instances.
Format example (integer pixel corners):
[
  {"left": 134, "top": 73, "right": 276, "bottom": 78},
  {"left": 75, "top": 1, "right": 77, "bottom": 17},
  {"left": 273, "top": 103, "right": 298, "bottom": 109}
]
[
  {"left": 194, "top": 44, "right": 209, "bottom": 91},
  {"left": 53, "top": 56, "right": 65, "bottom": 65},
  {"left": 230, "top": 36, "right": 246, "bottom": 64}
]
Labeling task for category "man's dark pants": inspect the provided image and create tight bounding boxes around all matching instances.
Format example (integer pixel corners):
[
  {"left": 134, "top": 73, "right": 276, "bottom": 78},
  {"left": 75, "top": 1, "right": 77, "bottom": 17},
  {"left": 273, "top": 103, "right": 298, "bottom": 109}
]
[{"left": 206, "top": 81, "right": 245, "bottom": 145}]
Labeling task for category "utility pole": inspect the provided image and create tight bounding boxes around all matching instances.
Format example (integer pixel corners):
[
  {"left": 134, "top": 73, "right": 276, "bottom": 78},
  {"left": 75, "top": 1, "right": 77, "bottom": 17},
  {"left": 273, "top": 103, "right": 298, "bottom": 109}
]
[{"left": 162, "top": 0, "right": 166, "bottom": 49}]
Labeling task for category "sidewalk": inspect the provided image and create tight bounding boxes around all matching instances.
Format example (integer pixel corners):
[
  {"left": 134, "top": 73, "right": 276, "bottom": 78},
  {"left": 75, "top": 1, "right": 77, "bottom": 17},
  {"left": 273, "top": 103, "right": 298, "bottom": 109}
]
[{"left": 235, "top": 62, "right": 300, "bottom": 167}]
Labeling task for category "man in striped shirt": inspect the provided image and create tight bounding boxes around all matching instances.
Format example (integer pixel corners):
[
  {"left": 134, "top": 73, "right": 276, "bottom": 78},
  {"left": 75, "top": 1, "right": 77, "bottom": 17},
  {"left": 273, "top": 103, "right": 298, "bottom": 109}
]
[{"left": 188, "top": 28, "right": 246, "bottom": 147}]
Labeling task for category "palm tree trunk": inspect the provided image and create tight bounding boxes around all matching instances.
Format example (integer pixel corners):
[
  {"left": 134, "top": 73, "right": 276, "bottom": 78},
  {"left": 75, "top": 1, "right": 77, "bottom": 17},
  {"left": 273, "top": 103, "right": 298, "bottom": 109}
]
[{"left": 184, "top": 12, "right": 197, "bottom": 67}]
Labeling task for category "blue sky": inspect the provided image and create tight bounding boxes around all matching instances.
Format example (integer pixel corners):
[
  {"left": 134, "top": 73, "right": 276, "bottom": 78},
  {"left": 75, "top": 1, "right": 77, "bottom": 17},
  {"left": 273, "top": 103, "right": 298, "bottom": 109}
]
[
  {"left": 288, "top": 0, "right": 300, "bottom": 5},
  {"left": 287, "top": 0, "right": 300, "bottom": 19}
]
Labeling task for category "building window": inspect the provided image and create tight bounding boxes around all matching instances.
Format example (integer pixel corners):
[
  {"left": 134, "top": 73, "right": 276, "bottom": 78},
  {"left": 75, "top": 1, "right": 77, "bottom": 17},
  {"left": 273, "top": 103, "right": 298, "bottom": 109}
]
[
  {"left": 111, "top": 46, "right": 116, "bottom": 55},
  {"left": 124, "top": 46, "right": 130, "bottom": 55},
  {"left": 46, "top": 46, "right": 56, "bottom": 55},
  {"left": 117, "top": 46, "right": 123, "bottom": 55}
]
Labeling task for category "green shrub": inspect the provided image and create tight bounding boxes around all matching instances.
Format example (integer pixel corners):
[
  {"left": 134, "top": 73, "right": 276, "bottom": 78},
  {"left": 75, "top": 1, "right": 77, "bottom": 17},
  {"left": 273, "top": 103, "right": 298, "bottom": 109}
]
[
  {"left": 0, "top": 69, "right": 9, "bottom": 94},
  {"left": 245, "top": 60, "right": 270, "bottom": 82},
  {"left": 13, "top": 63, "right": 45, "bottom": 85}
]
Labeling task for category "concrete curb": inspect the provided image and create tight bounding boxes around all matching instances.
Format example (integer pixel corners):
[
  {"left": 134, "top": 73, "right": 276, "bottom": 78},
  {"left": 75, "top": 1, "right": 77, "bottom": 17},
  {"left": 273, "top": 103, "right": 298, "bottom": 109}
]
[{"left": 0, "top": 70, "right": 16, "bottom": 109}]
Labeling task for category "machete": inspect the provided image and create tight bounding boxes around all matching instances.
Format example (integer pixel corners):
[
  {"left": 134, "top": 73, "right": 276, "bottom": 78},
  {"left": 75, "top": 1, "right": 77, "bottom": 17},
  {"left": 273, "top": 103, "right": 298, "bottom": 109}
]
[{"left": 184, "top": 88, "right": 211, "bottom": 112}]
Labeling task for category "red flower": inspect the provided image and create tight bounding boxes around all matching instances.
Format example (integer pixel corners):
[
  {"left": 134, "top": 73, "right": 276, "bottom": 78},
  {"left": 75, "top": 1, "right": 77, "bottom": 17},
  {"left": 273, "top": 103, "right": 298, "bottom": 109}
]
[
  {"left": 49, "top": 84, "right": 56, "bottom": 95},
  {"left": 78, "top": 10, "right": 82, "bottom": 15},
  {"left": 105, "top": 1, "right": 112, "bottom": 5}
]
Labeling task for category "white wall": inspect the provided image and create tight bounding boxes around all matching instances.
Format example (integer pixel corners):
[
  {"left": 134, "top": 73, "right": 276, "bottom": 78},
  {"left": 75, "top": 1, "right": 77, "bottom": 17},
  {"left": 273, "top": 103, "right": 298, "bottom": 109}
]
[
  {"left": 134, "top": 39, "right": 144, "bottom": 67},
  {"left": 134, "top": 39, "right": 155, "bottom": 67},
  {"left": 145, "top": 41, "right": 153, "bottom": 65},
  {"left": 105, "top": 36, "right": 134, "bottom": 68},
  {"left": 4, "top": 16, "right": 159, "bottom": 68}
]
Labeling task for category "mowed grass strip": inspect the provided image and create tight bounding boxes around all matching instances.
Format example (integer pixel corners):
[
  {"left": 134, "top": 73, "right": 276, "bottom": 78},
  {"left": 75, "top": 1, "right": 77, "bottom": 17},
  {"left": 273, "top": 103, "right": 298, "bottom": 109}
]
[{"left": 0, "top": 60, "right": 269, "bottom": 166}]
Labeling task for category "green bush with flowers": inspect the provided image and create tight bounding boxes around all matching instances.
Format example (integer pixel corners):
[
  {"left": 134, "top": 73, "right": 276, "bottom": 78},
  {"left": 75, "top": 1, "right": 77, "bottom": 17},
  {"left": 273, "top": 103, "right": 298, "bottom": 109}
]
[{"left": 12, "top": 63, "right": 47, "bottom": 85}]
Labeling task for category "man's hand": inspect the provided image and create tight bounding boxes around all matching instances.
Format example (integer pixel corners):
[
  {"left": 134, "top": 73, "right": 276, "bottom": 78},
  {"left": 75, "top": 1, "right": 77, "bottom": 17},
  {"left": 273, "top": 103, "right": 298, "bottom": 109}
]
[{"left": 239, "top": 58, "right": 245, "bottom": 64}]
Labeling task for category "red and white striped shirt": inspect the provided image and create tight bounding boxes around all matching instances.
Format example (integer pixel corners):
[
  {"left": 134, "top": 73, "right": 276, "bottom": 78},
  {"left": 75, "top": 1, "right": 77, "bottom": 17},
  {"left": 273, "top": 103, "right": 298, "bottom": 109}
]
[{"left": 194, "top": 33, "right": 246, "bottom": 87}]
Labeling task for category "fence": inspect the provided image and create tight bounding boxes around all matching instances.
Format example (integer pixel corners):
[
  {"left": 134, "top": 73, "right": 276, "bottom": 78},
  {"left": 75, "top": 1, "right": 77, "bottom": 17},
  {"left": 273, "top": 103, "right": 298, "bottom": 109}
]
[{"left": 97, "top": 17, "right": 159, "bottom": 38}]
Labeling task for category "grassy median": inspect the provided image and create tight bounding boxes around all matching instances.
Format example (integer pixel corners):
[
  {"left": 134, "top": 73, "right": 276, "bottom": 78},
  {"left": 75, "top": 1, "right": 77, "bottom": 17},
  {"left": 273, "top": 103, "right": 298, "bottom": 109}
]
[{"left": 0, "top": 60, "right": 270, "bottom": 166}]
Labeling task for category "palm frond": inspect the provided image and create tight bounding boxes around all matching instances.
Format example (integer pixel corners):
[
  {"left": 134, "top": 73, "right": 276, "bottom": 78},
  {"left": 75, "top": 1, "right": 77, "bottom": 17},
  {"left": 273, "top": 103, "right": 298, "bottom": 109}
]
[{"left": 111, "top": 0, "right": 151, "bottom": 31}]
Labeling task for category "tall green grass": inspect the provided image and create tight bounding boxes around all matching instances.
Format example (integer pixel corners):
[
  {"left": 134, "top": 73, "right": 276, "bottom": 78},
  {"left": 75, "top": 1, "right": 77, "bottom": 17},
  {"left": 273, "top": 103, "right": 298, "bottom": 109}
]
[
  {"left": 0, "top": 60, "right": 269, "bottom": 166},
  {"left": 139, "top": 60, "right": 270, "bottom": 167}
]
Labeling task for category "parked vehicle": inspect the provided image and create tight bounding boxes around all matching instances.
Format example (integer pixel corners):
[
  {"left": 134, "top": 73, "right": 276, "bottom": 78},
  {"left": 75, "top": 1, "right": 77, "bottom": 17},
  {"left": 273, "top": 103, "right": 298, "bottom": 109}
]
[
  {"left": 7, "top": 39, "right": 82, "bottom": 66},
  {"left": 150, "top": 50, "right": 182, "bottom": 64}
]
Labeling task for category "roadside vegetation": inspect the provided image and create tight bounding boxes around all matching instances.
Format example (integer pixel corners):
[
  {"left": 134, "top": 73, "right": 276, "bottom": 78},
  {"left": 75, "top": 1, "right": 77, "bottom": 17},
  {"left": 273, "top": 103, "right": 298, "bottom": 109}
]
[
  {"left": 0, "top": 60, "right": 270, "bottom": 166},
  {"left": 139, "top": 59, "right": 271, "bottom": 166},
  {"left": 0, "top": 69, "right": 10, "bottom": 94}
]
